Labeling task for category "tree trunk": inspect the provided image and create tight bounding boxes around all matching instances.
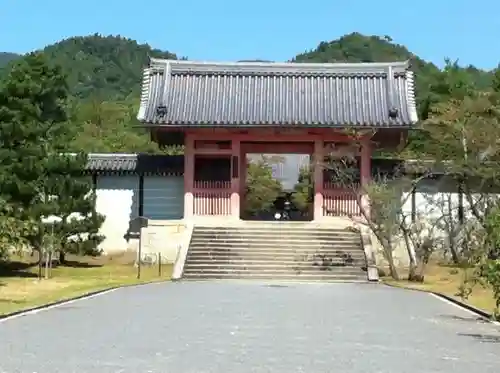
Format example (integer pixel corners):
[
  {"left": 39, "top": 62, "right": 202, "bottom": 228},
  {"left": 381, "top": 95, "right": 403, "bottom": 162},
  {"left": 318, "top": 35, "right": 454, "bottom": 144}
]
[
  {"left": 387, "top": 257, "right": 400, "bottom": 280},
  {"left": 44, "top": 251, "right": 49, "bottom": 279},
  {"left": 408, "top": 262, "right": 418, "bottom": 281},
  {"left": 400, "top": 226, "right": 419, "bottom": 281},
  {"left": 59, "top": 251, "right": 66, "bottom": 265},
  {"left": 37, "top": 250, "right": 42, "bottom": 280},
  {"left": 383, "top": 241, "right": 400, "bottom": 280},
  {"left": 418, "top": 260, "right": 428, "bottom": 278},
  {"left": 48, "top": 251, "right": 53, "bottom": 278},
  {"left": 448, "top": 232, "right": 461, "bottom": 264}
]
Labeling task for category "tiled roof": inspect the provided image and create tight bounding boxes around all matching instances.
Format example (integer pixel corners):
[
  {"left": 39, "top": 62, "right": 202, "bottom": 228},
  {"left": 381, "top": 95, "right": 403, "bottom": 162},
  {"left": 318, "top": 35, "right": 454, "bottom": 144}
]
[
  {"left": 85, "top": 154, "right": 184, "bottom": 174},
  {"left": 137, "top": 59, "right": 418, "bottom": 128}
]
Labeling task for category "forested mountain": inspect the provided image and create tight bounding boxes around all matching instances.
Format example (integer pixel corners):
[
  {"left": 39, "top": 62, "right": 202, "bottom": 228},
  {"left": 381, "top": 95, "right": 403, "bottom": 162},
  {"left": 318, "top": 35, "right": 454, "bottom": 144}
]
[
  {"left": 0, "top": 32, "right": 496, "bottom": 153},
  {"left": 41, "top": 35, "right": 179, "bottom": 99},
  {"left": 0, "top": 35, "right": 180, "bottom": 153},
  {"left": 0, "top": 52, "right": 20, "bottom": 68},
  {"left": 294, "top": 33, "right": 494, "bottom": 120},
  {"left": 294, "top": 32, "right": 493, "bottom": 84}
]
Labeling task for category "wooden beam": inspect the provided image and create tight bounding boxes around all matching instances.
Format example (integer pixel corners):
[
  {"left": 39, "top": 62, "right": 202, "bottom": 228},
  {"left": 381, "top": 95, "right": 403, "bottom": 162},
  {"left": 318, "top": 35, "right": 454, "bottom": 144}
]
[{"left": 138, "top": 174, "right": 144, "bottom": 217}]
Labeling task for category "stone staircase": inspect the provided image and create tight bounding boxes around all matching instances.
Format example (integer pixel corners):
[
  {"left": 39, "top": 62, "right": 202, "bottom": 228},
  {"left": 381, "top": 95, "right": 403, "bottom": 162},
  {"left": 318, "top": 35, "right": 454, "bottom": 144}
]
[{"left": 181, "top": 222, "right": 368, "bottom": 281}]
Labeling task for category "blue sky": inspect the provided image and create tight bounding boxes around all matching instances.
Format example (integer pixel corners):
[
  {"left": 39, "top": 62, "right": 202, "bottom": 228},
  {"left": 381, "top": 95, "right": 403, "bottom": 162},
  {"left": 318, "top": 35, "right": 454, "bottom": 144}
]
[{"left": 1, "top": 0, "right": 498, "bottom": 69}]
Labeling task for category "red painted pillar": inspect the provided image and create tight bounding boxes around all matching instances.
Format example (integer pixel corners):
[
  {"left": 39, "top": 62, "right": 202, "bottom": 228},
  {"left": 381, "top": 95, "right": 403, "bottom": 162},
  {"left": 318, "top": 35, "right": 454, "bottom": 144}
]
[
  {"left": 239, "top": 147, "right": 247, "bottom": 216},
  {"left": 313, "top": 139, "right": 324, "bottom": 221},
  {"left": 231, "top": 139, "right": 241, "bottom": 219},
  {"left": 360, "top": 137, "right": 372, "bottom": 217},
  {"left": 184, "top": 134, "right": 195, "bottom": 219}
]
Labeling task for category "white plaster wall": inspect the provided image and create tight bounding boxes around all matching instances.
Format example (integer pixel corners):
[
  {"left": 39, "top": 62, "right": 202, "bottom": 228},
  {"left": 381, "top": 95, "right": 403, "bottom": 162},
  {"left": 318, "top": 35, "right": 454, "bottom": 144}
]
[
  {"left": 93, "top": 174, "right": 186, "bottom": 256},
  {"left": 401, "top": 178, "right": 460, "bottom": 237},
  {"left": 377, "top": 178, "right": 500, "bottom": 267},
  {"left": 95, "top": 175, "right": 139, "bottom": 254}
]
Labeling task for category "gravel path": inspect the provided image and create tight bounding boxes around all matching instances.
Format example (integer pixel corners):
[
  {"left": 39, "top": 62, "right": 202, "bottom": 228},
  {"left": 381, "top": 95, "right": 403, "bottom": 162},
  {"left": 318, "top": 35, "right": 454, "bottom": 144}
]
[{"left": 1, "top": 281, "right": 500, "bottom": 372}]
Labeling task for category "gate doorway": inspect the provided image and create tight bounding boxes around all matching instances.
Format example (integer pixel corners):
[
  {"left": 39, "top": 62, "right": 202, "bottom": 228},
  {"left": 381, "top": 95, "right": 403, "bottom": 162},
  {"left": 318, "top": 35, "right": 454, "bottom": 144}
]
[{"left": 240, "top": 142, "right": 313, "bottom": 221}]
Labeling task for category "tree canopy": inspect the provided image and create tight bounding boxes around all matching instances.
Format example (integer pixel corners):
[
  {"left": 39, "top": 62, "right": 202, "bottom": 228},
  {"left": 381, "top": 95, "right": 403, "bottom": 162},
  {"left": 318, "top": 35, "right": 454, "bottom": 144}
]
[
  {"left": 0, "top": 53, "right": 104, "bottom": 270},
  {"left": 0, "top": 52, "right": 19, "bottom": 69}
]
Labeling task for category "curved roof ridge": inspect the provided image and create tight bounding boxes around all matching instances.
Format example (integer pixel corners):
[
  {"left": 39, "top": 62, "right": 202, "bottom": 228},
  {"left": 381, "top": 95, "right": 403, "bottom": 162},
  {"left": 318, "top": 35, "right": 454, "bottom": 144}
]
[{"left": 148, "top": 58, "right": 411, "bottom": 74}]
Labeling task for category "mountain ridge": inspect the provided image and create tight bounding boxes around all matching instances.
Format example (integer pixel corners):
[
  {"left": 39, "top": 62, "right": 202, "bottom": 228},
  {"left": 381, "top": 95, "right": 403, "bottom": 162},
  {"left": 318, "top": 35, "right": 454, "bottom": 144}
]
[
  {"left": 1, "top": 33, "right": 495, "bottom": 105},
  {"left": 0, "top": 52, "right": 20, "bottom": 68},
  {"left": 0, "top": 33, "right": 496, "bottom": 154}
]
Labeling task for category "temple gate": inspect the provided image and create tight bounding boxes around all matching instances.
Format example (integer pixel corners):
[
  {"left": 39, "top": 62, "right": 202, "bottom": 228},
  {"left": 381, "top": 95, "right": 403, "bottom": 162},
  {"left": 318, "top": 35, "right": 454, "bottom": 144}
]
[{"left": 137, "top": 59, "right": 418, "bottom": 222}]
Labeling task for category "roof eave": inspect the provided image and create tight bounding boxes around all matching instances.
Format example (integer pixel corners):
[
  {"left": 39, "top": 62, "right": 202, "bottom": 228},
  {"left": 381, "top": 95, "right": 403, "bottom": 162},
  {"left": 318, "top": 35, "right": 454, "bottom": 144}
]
[{"left": 138, "top": 122, "right": 417, "bottom": 129}]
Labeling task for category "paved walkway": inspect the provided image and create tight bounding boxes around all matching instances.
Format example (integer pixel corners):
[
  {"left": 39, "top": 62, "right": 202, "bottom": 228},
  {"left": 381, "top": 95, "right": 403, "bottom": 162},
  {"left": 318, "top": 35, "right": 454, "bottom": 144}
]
[{"left": 1, "top": 282, "right": 500, "bottom": 372}]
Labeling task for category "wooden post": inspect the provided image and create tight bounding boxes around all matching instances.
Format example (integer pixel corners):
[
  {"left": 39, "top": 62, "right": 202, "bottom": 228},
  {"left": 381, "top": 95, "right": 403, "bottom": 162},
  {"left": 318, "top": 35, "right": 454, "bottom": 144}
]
[
  {"left": 184, "top": 134, "right": 195, "bottom": 219},
  {"left": 411, "top": 186, "right": 416, "bottom": 223},
  {"left": 313, "top": 139, "right": 324, "bottom": 221},
  {"left": 360, "top": 137, "right": 372, "bottom": 217},
  {"left": 239, "top": 148, "right": 247, "bottom": 217},
  {"left": 231, "top": 139, "right": 241, "bottom": 219}
]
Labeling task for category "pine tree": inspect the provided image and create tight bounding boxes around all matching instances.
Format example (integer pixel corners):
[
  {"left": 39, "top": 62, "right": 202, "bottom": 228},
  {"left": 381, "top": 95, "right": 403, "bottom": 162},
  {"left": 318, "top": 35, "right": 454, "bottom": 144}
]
[
  {"left": 0, "top": 53, "right": 104, "bottom": 267},
  {"left": 45, "top": 155, "right": 105, "bottom": 263}
]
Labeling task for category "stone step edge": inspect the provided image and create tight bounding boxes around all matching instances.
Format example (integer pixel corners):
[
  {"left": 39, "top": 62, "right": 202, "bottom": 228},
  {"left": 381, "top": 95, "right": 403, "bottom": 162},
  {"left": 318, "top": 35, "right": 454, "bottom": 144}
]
[
  {"left": 191, "top": 232, "right": 361, "bottom": 236},
  {"left": 190, "top": 239, "right": 362, "bottom": 244},
  {"left": 182, "top": 273, "right": 367, "bottom": 278},
  {"left": 183, "top": 268, "right": 366, "bottom": 273},
  {"left": 188, "top": 248, "right": 365, "bottom": 253},
  {"left": 190, "top": 243, "right": 363, "bottom": 247},
  {"left": 185, "top": 257, "right": 366, "bottom": 262},
  {"left": 192, "top": 231, "right": 360, "bottom": 237},
  {"left": 193, "top": 228, "right": 360, "bottom": 237},
  {"left": 184, "top": 263, "right": 365, "bottom": 269},
  {"left": 190, "top": 238, "right": 361, "bottom": 242}
]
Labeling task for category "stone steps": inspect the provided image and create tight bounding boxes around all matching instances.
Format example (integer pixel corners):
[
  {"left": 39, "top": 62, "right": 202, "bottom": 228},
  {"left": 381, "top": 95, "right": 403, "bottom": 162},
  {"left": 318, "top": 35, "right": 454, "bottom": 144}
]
[
  {"left": 191, "top": 240, "right": 361, "bottom": 247},
  {"left": 181, "top": 272, "right": 367, "bottom": 282},
  {"left": 186, "top": 250, "right": 365, "bottom": 259},
  {"left": 192, "top": 230, "right": 358, "bottom": 237},
  {"left": 188, "top": 244, "right": 363, "bottom": 252},
  {"left": 182, "top": 223, "right": 367, "bottom": 282},
  {"left": 186, "top": 253, "right": 366, "bottom": 261},
  {"left": 184, "top": 262, "right": 366, "bottom": 270}
]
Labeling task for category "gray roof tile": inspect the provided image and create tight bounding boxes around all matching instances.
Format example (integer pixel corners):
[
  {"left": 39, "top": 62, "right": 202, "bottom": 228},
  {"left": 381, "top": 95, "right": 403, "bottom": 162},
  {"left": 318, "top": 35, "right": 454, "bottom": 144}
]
[
  {"left": 85, "top": 154, "right": 183, "bottom": 174},
  {"left": 137, "top": 59, "right": 418, "bottom": 128}
]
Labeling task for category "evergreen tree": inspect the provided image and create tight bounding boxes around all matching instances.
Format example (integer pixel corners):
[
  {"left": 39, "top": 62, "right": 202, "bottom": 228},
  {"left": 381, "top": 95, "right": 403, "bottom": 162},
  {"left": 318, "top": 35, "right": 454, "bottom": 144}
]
[
  {"left": 292, "top": 166, "right": 313, "bottom": 213},
  {"left": 244, "top": 160, "right": 283, "bottom": 217},
  {"left": 45, "top": 155, "right": 105, "bottom": 263},
  {"left": 0, "top": 53, "right": 103, "bottom": 266},
  {"left": 0, "top": 52, "right": 69, "bottom": 258}
]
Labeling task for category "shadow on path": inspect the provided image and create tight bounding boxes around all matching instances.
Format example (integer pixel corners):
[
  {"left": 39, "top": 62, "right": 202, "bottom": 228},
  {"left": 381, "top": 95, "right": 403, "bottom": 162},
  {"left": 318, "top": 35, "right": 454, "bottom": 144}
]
[{"left": 458, "top": 333, "right": 500, "bottom": 343}]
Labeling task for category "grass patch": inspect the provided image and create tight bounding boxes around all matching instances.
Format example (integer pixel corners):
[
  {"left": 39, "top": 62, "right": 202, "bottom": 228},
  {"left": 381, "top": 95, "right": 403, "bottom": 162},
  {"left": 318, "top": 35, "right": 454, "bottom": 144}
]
[
  {"left": 383, "top": 263, "right": 497, "bottom": 315},
  {"left": 0, "top": 252, "right": 172, "bottom": 316}
]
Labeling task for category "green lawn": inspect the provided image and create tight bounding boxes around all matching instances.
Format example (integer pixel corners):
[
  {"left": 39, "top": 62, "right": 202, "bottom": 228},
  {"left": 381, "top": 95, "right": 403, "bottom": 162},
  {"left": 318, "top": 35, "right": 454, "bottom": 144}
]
[{"left": 0, "top": 252, "right": 172, "bottom": 316}]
